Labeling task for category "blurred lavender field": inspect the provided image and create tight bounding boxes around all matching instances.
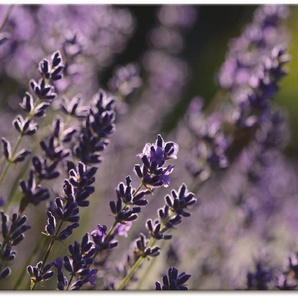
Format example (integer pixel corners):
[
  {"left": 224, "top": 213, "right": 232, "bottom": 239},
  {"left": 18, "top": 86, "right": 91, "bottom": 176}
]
[{"left": 1, "top": 3, "right": 298, "bottom": 291}]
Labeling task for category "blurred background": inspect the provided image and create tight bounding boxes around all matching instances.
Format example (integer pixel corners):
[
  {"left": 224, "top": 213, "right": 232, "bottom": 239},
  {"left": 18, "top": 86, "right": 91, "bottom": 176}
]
[{"left": 115, "top": 5, "right": 298, "bottom": 155}]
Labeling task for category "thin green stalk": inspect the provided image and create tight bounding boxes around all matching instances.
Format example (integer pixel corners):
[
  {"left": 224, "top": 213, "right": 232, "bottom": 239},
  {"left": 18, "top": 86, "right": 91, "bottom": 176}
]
[
  {"left": 13, "top": 235, "right": 46, "bottom": 290},
  {"left": 117, "top": 236, "right": 157, "bottom": 290},
  {"left": 3, "top": 155, "right": 31, "bottom": 212},
  {"left": 117, "top": 207, "right": 176, "bottom": 290},
  {"left": 117, "top": 252, "right": 147, "bottom": 290},
  {"left": 0, "top": 156, "right": 4, "bottom": 170},
  {"left": 30, "top": 220, "right": 64, "bottom": 290},
  {"left": 136, "top": 240, "right": 167, "bottom": 290},
  {"left": 66, "top": 275, "right": 75, "bottom": 290},
  {"left": 41, "top": 220, "right": 64, "bottom": 268},
  {"left": 0, "top": 134, "right": 23, "bottom": 185},
  {"left": 104, "top": 182, "right": 144, "bottom": 243},
  {"left": 0, "top": 79, "right": 48, "bottom": 185}
]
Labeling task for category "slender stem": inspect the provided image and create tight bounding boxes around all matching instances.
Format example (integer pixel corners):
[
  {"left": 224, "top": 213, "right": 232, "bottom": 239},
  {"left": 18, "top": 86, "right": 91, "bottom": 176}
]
[
  {"left": 117, "top": 254, "right": 146, "bottom": 290},
  {"left": 3, "top": 155, "right": 31, "bottom": 212},
  {"left": 117, "top": 237, "right": 156, "bottom": 290},
  {"left": 136, "top": 240, "right": 167, "bottom": 290},
  {"left": 13, "top": 235, "right": 46, "bottom": 290},
  {"left": 66, "top": 274, "right": 75, "bottom": 290},
  {"left": 0, "top": 83, "right": 47, "bottom": 185},
  {"left": 30, "top": 220, "right": 64, "bottom": 290},
  {"left": 0, "top": 134, "right": 23, "bottom": 185},
  {"left": 104, "top": 182, "right": 144, "bottom": 243},
  {"left": 41, "top": 220, "right": 64, "bottom": 267},
  {"left": 0, "top": 156, "right": 4, "bottom": 170},
  {"left": 117, "top": 208, "right": 176, "bottom": 290},
  {"left": 105, "top": 220, "right": 118, "bottom": 242},
  {"left": 0, "top": 4, "right": 14, "bottom": 32}
]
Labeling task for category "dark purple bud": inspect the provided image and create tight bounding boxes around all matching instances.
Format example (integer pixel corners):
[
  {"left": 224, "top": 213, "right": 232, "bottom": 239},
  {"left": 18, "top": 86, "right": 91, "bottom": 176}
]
[
  {"left": 51, "top": 51, "right": 62, "bottom": 68},
  {"left": 1, "top": 138, "right": 11, "bottom": 161},
  {"left": 0, "top": 267, "right": 11, "bottom": 279},
  {"left": 20, "top": 92, "right": 34, "bottom": 113},
  {"left": 12, "top": 149, "right": 31, "bottom": 164}
]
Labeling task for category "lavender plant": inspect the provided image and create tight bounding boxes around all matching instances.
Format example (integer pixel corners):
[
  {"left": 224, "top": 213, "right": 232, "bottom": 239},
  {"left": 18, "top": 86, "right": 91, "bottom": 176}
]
[{"left": 1, "top": 3, "right": 298, "bottom": 292}]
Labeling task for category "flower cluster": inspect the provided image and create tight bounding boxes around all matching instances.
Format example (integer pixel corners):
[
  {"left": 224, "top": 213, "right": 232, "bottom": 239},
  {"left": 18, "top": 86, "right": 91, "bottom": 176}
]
[
  {"left": 217, "top": 5, "right": 289, "bottom": 127},
  {"left": 108, "top": 135, "right": 179, "bottom": 236},
  {"left": 1, "top": 51, "right": 64, "bottom": 172},
  {"left": 72, "top": 91, "right": 116, "bottom": 165},
  {"left": 111, "top": 184, "right": 196, "bottom": 290},
  {"left": 1, "top": 3, "right": 298, "bottom": 293},
  {"left": 108, "top": 63, "right": 142, "bottom": 100},
  {"left": 184, "top": 99, "right": 229, "bottom": 181},
  {"left": 45, "top": 162, "right": 97, "bottom": 240},
  {"left": 0, "top": 212, "right": 30, "bottom": 278},
  {"left": 89, "top": 134, "right": 179, "bottom": 277},
  {"left": 27, "top": 262, "right": 54, "bottom": 289},
  {"left": 135, "top": 134, "right": 179, "bottom": 189},
  {"left": 246, "top": 261, "right": 273, "bottom": 290},
  {"left": 54, "top": 233, "right": 98, "bottom": 290},
  {"left": 155, "top": 267, "right": 191, "bottom": 290}
]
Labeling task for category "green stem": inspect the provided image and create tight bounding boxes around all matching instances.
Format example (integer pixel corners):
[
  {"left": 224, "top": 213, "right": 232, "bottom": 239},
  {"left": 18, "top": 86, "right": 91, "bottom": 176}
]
[
  {"left": 104, "top": 182, "right": 144, "bottom": 243},
  {"left": 105, "top": 221, "right": 118, "bottom": 242},
  {"left": 66, "top": 274, "right": 75, "bottom": 290},
  {"left": 117, "top": 207, "right": 176, "bottom": 290},
  {"left": 136, "top": 240, "right": 167, "bottom": 290},
  {"left": 117, "top": 237, "right": 156, "bottom": 290},
  {"left": 117, "top": 254, "right": 146, "bottom": 290},
  {"left": 30, "top": 220, "right": 64, "bottom": 290},
  {"left": 3, "top": 155, "right": 31, "bottom": 212},
  {"left": 0, "top": 134, "right": 23, "bottom": 185},
  {"left": 0, "top": 81, "right": 47, "bottom": 185},
  {"left": 13, "top": 235, "right": 46, "bottom": 290}
]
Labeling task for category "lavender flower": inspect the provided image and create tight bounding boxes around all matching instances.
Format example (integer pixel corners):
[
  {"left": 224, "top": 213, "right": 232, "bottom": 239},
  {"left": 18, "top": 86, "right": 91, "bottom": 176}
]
[
  {"left": 1, "top": 3, "right": 298, "bottom": 292},
  {"left": 51, "top": 234, "right": 98, "bottom": 290},
  {"left": 115, "top": 184, "right": 196, "bottom": 290},
  {"left": 61, "top": 233, "right": 98, "bottom": 290},
  {"left": 73, "top": 90, "right": 116, "bottom": 165},
  {"left": 91, "top": 225, "right": 117, "bottom": 251},
  {"left": 108, "top": 63, "right": 142, "bottom": 100},
  {"left": 275, "top": 253, "right": 298, "bottom": 290},
  {"left": 217, "top": 5, "right": 289, "bottom": 127},
  {"left": 247, "top": 262, "right": 273, "bottom": 290},
  {"left": 45, "top": 162, "right": 97, "bottom": 240},
  {"left": 19, "top": 170, "right": 50, "bottom": 214},
  {"left": 60, "top": 95, "right": 88, "bottom": 119},
  {"left": 0, "top": 212, "right": 31, "bottom": 279},
  {"left": 1, "top": 138, "right": 31, "bottom": 164},
  {"left": 0, "top": 50, "right": 64, "bottom": 187},
  {"left": 183, "top": 98, "right": 229, "bottom": 181},
  {"left": 107, "top": 134, "right": 178, "bottom": 250},
  {"left": 68, "top": 162, "right": 97, "bottom": 207},
  {"left": 27, "top": 262, "right": 54, "bottom": 288},
  {"left": 135, "top": 134, "right": 179, "bottom": 189},
  {"left": 155, "top": 267, "right": 191, "bottom": 290},
  {"left": 135, "top": 233, "right": 160, "bottom": 258}
]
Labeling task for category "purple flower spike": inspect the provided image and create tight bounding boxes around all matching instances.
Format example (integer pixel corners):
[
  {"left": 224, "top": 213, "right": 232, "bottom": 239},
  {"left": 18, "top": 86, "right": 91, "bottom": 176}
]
[
  {"left": 155, "top": 267, "right": 191, "bottom": 290},
  {"left": 91, "top": 224, "right": 117, "bottom": 251},
  {"left": 135, "top": 135, "right": 178, "bottom": 190},
  {"left": 113, "top": 222, "right": 132, "bottom": 238},
  {"left": 138, "top": 134, "right": 179, "bottom": 167}
]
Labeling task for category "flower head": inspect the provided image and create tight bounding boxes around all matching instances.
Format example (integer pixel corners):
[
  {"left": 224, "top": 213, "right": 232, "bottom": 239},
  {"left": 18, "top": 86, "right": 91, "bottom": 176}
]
[
  {"left": 138, "top": 134, "right": 179, "bottom": 167},
  {"left": 155, "top": 267, "right": 191, "bottom": 290},
  {"left": 135, "top": 134, "right": 178, "bottom": 190}
]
